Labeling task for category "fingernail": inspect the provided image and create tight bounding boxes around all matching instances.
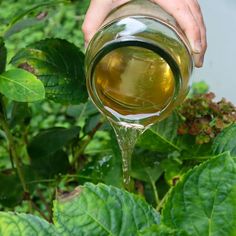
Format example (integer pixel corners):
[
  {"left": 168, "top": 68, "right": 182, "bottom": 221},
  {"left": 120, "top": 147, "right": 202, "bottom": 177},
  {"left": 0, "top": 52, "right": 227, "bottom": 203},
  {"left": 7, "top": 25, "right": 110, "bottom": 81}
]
[
  {"left": 193, "top": 40, "right": 202, "bottom": 54},
  {"left": 199, "top": 55, "right": 204, "bottom": 67},
  {"left": 193, "top": 54, "right": 203, "bottom": 68}
]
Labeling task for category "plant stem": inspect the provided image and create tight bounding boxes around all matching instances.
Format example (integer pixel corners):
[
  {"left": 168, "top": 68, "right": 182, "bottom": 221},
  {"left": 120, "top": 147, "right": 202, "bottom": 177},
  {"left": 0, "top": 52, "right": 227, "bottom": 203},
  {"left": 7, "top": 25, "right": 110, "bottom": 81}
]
[
  {"left": 0, "top": 97, "right": 14, "bottom": 168},
  {"left": 0, "top": 113, "right": 32, "bottom": 212},
  {"left": 49, "top": 188, "right": 56, "bottom": 223},
  {"left": 31, "top": 201, "right": 49, "bottom": 221},
  {"left": 36, "top": 189, "right": 51, "bottom": 216},
  {"left": 156, "top": 187, "right": 172, "bottom": 212},
  {"left": 0, "top": 116, "right": 28, "bottom": 191},
  {"left": 150, "top": 180, "right": 160, "bottom": 207},
  {"left": 72, "top": 121, "right": 104, "bottom": 166}
]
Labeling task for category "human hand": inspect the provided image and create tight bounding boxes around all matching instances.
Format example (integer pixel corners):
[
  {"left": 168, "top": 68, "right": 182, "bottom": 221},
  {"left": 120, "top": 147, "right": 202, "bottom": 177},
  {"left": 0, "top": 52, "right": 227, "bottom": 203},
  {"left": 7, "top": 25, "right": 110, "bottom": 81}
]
[{"left": 82, "top": 0, "right": 207, "bottom": 67}]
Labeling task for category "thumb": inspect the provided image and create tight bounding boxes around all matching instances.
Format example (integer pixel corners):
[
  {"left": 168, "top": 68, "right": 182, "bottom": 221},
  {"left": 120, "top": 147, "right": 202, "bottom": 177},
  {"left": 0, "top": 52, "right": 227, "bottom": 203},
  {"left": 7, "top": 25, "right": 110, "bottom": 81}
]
[{"left": 82, "top": 0, "right": 113, "bottom": 45}]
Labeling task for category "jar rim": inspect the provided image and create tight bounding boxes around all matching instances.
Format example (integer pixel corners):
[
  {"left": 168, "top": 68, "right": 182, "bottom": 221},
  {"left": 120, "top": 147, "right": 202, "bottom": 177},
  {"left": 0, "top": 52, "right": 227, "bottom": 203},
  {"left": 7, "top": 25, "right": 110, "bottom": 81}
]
[{"left": 86, "top": 36, "right": 182, "bottom": 124}]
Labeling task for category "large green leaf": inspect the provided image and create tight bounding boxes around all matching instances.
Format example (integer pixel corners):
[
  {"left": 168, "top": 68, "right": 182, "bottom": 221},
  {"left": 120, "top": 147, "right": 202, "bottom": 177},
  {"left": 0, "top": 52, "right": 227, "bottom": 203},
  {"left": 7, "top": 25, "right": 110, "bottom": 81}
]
[
  {"left": 28, "top": 127, "right": 80, "bottom": 178},
  {"left": 11, "top": 38, "right": 87, "bottom": 104},
  {"left": 138, "top": 112, "right": 184, "bottom": 153},
  {"left": 28, "top": 127, "right": 80, "bottom": 158},
  {"left": 0, "top": 69, "right": 45, "bottom": 102},
  {"left": 212, "top": 124, "right": 236, "bottom": 156},
  {"left": 0, "top": 212, "right": 56, "bottom": 235},
  {"left": 31, "top": 149, "right": 70, "bottom": 179},
  {"left": 0, "top": 183, "right": 160, "bottom": 235},
  {"left": 162, "top": 152, "right": 236, "bottom": 236},
  {"left": 53, "top": 183, "right": 160, "bottom": 235},
  {"left": 0, "top": 37, "right": 7, "bottom": 74}
]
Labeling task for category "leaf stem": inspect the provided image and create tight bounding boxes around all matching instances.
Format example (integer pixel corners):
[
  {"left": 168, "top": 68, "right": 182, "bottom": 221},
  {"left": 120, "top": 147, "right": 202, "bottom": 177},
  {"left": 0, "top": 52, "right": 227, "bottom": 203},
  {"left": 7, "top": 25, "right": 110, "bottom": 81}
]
[
  {"left": 156, "top": 187, "right": 172, "bottom": 212},
  {"left": 72, "top": 120, "right": 104, "bottom": 166},
  {"left": 31, "top": 200, "right": 49, "bottom": 221},
  {"left": 36, "top": 189, "right": 51, "bottom": 216},
  {"left": 0, "top": 97, "right": 14, "bottom": 169},
  {"left": 0, "top": 116, "right": 28, "bottom": 191},
  {"left": 0, "top": 105, "right": 32, "bottom": 212},
  {"left": 151, "top": 180, "right": 160, "bottom": 207}
]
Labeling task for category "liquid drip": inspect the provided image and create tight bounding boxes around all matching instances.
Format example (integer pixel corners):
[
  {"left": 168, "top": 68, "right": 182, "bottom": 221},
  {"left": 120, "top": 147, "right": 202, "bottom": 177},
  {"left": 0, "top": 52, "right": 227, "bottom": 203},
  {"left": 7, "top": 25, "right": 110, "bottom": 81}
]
[
  {"left": 111, "top": 121, "right": 145, "bottom": 190},
  {"left": 94, "top": 46, "right": 176, "bottom": 189},
  {"left": 89, "top": 27, "right": 191, "bottom": 189}
]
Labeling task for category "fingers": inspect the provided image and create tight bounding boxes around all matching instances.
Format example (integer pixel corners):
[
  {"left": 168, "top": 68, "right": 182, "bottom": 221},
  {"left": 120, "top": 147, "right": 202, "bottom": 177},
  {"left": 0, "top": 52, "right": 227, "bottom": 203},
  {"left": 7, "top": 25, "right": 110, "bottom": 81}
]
[
  {"left": 154, "top": 0, "right": 207, "bottom": 67},
  {"left": 82, "top": 0, "right": 113, "bottom": 45},
  {"left": 186, "top": 0, "right": 207, "bottom": 67},
  {"left": 83, "top": 0, "right": 207, "bottom": 67},
  {"left": 82, "top": 0, "right": 130, "bottom": 46}
]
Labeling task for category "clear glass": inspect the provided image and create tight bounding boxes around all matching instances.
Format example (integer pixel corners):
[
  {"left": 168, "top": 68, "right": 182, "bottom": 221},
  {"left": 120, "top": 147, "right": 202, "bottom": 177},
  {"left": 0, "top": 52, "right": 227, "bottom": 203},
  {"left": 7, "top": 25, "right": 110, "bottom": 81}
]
[
  {"left": 85, "top": 0, "right": 193, "bottom": 127},
  {"left": 85, "top": 0, "right": 193, "bottom": 190}
]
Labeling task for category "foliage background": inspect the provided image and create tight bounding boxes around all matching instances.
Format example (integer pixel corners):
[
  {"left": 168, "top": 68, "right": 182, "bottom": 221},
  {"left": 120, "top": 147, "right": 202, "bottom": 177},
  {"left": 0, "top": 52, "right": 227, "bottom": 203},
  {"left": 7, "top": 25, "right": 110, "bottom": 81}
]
[
  {"left": 0, "top": 0, "right": 92, "bottom": 216},
  {"left": 0, "top": 1, "right": 236, "bottom": 235}
]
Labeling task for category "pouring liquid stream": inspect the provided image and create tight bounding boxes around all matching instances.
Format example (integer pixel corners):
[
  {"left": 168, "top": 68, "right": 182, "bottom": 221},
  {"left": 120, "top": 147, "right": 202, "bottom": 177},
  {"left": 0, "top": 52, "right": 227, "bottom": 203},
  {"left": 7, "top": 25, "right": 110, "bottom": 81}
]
[
  {"left": 111, "top": 122, "right": 145, "bottom": 191},
  {"left": 94, "top": 46, "right": 177, "bottom": 190}
]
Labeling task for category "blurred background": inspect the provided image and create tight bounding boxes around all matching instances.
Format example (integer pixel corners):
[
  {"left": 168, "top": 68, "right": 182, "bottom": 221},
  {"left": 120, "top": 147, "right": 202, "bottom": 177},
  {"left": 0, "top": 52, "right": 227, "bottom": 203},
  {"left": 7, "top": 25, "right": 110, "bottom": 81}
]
[{"left": 194, "top": 0, "right": 236, "bottom": 103}]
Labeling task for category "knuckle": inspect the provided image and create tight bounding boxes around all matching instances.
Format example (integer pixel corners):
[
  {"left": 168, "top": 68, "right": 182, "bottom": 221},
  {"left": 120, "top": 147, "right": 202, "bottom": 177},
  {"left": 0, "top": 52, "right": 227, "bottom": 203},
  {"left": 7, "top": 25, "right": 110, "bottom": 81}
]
[{"left": 82, "top": 23, "right": 93, "bottom": 41}]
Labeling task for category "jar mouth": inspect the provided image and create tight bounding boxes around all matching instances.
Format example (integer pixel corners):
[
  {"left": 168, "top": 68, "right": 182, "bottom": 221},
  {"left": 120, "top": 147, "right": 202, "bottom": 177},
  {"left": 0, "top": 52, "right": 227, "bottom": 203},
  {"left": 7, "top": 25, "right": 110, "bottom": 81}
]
[{"left": 86, "top": 36, "right": 182, "bottom": 124}]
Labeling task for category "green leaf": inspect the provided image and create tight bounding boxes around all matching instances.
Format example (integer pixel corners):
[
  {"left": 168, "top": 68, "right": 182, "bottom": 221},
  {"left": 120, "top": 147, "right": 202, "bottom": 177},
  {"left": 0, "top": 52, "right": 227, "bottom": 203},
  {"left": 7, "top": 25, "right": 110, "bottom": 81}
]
[
  {"left": 131, "top": 149, "right": 163, "bottom": 183},
  {"left": 139, "top": 224, "right": 187, "bottom": 236},
  {"left": 11, "top": 38, "right": 87, "bottom": 104},
  {"left": 0, "top": 37, "right": 7, "bottom": 74},
  {"left": 6, "top": 0, "right": 68, "bottom": 29},
  {"left": 212, "top": 124, "right": 236, "bottom": 156},
  {"left": 66, "top": 100, "right": 98, "bottom": 119},
  {"left": 4, "top": 18, "right": 44, "bottom": 39},
  {"left": 0, "top": 69, "right": 45, "bottom": 102},
  {"left": 0, "top": 183, "right": 160, "bottom": 235},
  {"left": 0, "top": 172, "right": 23, "bottom": 207},
  {"left": 84, "top": 113, "right": 101, "bottom": 134},
  {"left": 190, "top": 81, "right": 209, "bottom": 96},
  {"left": 138, "top": 112, "right": 183, "bottom": 153},
  {"left": 80, "top": 154, "right": 112, "bottom": 183},
  {"left": 162, "top": 152, "right": 236, "bottom": 236},
  {"left": 28, "top": 127, "right": 80, "bottom": 158},
  {"left": 0, "top": 166, "right": 38, "bottom": 207},
  {"left": 0, "top": 212, "right": 56, "bottom": 235},
  {"left": 103, "top": 131, "right": 123, "bottom": 187},
  {"left": 160, "top": 154, "right": 182, "bottom": 186},
  {"left": 32, "top": 149, "right": 70, "bottom": 179},
  {"left": 28, "top": 127, "right": 80, "bottom": 178},
  {"left": 53, "top": 183, "right": 160, "bottom": 235},
  {"left": 82, "top": 130, "right": 123, "bottom": 188}
]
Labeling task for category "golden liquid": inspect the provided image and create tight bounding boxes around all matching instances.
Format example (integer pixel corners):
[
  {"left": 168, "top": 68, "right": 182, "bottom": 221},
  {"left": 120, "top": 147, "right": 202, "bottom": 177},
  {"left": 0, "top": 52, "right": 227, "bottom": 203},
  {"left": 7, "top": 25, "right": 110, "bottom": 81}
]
[
  {"left": 87, "top": 16, "right": 192, "bottom": 190},
  {"left": 94, "top": 46, "right": 176, "bottom": 124}
]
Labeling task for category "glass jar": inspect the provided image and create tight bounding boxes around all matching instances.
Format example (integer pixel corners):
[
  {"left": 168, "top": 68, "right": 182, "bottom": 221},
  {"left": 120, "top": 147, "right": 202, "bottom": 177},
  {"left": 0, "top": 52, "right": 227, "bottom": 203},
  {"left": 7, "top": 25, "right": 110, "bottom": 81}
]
[{"left": 85, "top": 0, "right": 193, "bottom": 127}]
